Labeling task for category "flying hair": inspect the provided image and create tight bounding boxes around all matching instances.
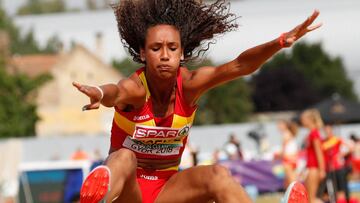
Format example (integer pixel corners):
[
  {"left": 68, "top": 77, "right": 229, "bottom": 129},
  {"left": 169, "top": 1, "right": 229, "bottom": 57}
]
[{"left": 111, "top": 0, "right": 238, "bottom": 63}]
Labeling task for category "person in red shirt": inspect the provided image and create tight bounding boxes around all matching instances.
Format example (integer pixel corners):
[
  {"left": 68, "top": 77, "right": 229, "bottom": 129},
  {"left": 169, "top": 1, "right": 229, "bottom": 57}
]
[
  {"left": 73, "top": 1, "right": 321, "bottom": 202},
  {"left": 301, "top": 109, "right": 326, "bottom": 203},
  {"left": 319, "top": 125, "right": 352, "bottom": 203}
]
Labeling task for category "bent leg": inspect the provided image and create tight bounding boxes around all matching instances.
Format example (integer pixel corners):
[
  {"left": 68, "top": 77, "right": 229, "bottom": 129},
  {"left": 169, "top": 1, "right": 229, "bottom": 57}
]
[
  {"left": 155, "top": 165, "right": 251, "bottom": 203},
  {"left": 104, "top": 148, "right": 142, "bottom": 203}
]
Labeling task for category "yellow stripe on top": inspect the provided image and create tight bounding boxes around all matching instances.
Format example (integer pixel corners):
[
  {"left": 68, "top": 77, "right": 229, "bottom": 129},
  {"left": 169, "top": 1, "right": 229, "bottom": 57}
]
[
  {"left": 171, "top": 111, "right": 196, "bottom": 128},
  {"left": 114, "top": 112, "right": 156, "bottom": 135},
  {"left": 322, "top": 136, "right": 340, "bottom": 150},
  {"left": 138, "top": 71, "right": 151, "bottom": 101}
]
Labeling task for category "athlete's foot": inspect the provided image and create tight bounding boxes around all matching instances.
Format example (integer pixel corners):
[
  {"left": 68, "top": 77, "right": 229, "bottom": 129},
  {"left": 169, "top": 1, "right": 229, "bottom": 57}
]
[
  {"left": 80, "top": 165, "right": 111, "bottom": 203},
  {"left": 281, "top": 181, "right": 309, "bottom": 203}
]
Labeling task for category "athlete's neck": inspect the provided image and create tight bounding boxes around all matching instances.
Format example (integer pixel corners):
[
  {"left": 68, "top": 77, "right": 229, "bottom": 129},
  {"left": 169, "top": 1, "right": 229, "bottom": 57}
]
[{"left": 145, "top": 70, "right": 176, "bottom": 104}]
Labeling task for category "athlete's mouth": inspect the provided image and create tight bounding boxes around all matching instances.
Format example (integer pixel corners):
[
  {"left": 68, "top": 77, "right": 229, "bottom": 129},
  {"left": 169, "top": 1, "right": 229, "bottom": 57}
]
[{"left": 158, "top": 64, "right": 172, "bottom": 71}]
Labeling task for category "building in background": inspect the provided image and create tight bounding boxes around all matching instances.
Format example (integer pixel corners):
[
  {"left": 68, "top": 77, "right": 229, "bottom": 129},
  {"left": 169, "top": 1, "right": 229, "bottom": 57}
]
[{"left": 8, "top": 43, "right": 123, "bottom": 136}]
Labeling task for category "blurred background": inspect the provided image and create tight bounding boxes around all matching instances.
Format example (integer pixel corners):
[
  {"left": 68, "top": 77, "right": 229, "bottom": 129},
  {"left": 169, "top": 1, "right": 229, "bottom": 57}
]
[{"left": 0, "top": 0, "right": 360, "bottom": 202}]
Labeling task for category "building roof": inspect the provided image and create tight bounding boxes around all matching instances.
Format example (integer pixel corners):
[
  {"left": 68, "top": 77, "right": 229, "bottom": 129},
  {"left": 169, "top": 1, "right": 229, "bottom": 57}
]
[
  {"left": 8, "top": 44, "right": 122, "bottom": 79},
  {"left": 10, "top": 54, "right": 60, "bottom": 77}
]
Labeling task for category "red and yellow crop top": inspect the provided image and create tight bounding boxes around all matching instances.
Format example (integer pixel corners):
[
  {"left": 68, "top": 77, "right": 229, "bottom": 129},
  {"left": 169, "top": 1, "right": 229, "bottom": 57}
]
[{"left": 110, "top": 67, "right": 197, "bottom": 161}]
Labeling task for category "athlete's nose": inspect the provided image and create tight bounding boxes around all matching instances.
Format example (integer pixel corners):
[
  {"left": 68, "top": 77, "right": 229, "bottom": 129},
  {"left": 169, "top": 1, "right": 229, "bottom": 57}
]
[{"left": 160, "top": 47, "right": 169, "bottom": 61}]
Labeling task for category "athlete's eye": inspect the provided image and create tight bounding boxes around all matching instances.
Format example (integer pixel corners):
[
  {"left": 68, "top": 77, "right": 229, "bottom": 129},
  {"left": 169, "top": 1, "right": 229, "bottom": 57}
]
[
  {"left": 151, "top": 47, "right": 160, "bottom": 51},
  {"left": 170, "top": 47, "right": 177, "bottom": 51}
]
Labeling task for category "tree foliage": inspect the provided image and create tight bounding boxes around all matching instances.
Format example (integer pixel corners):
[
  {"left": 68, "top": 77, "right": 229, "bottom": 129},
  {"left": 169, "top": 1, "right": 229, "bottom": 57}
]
[
  {"left": 251, "top": 42, "right": 357, "bottom": 112},
  {"left": 186, "top": 59, "right": 253, "bottom": 125},
  {"left": 0, "top": 6, "right": 54, "bottom": 137},
  {"left": 112, "top": 57, "right": 253, "bottom": 125},
  {"left": 1, "top": 6, "right": 61, "bottom": 55},
  {"left": 112, "top": 57, "right": 142, "bottom": 77},
  {"left": 17, "top": 0, "right": 66, "bottom": 16},
  {"left": 0, "top": 64, "right": 52, "bottom": 138}
]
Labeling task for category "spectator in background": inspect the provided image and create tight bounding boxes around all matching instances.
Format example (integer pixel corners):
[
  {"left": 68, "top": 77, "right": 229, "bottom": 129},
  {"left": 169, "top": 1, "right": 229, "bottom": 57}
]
[
  {"left": 277, "top": 120, "right": 299, "bottom": 188},
  {"left": 179, "top": 143, "right": 199, "bottom": 169},
  {"left": 319, "top": 125, "right": 352, "bottom": 203},
  {"left": 301, "top": 109, "right": 326, "bottom": 203},
  {"left": 190, "top": 145, "right": 199, "bottom": 166},
  {"left": 64, "top": 146, "right": 89, "bottom": 203},
  {"left": 70, "top": 147, "right": 89, "bottom": 161},
  {"left": 224, "top": 133, "right": 244, "bottom": 161},
  {"left": 350, "top": 133, "right": 360, "bottom": 178}
]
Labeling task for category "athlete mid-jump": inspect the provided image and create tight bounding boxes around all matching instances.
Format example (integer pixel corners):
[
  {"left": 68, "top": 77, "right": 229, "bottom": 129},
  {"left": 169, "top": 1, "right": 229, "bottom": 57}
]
[{"left": 73, "top": 0, "right": 321, "bottom": 202}]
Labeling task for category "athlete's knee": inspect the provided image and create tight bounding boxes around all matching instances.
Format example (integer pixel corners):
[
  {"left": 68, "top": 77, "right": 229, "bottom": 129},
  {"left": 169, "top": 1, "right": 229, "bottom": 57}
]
[
  {"left": 106, "top": 148, "right": 137, "bottom": 170},
  {"left": 206, "top": 165, "right": 233, "bottom": 194},
  {"left": 211, "top": 164, "right": 231, "bottom": 177}
]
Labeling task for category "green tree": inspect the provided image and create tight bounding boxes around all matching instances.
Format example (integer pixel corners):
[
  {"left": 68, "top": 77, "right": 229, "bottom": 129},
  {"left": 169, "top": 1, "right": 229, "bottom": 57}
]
[
  {"left": 43, "top": 35, "right": 63, "bottom": 54},
  {"left": 112, "top": 57, "right": 253, "bottom": 125},
  {"left": 292, "top": 42, "right": 356, "bottom": 101},
  {"left": 0, "top": 6, "right": 54, "bottom": 137},
  {"left": 251, "top": 42, "right": 357, "bottom": 112},
  {"left": 195, "top": 78, "right": 253, "bottom": 125},
  {"left": 0, "top": 63, "right": 52, "bottom": 138},
  {"left": 17, "top": 0, "right": 66, "bottom": 15},
  {"left": 186, "top": 59, "right": 253, "bottom": 124},
  {"left": 1, "top": 6, "right": 60, "bottom": 55},
  {"left": 112, "top": 57, "right": 142, "bottom": 77}
]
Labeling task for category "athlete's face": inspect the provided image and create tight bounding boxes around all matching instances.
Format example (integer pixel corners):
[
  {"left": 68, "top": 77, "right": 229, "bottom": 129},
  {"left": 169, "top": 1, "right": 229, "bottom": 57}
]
[
  {"left": 141, "top": 24, "right": 183, "bottom": 79},
  {"left": 300, "top": 113, "right": 312, "bottom": 129}
]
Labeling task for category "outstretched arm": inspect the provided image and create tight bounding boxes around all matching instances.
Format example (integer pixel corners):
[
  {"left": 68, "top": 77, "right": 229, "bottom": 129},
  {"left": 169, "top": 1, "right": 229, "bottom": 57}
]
[
  {"left": 72, "top": 77, "right": 145, "bottom": 111},
  {"left": 233, "top": 10, "right": 321, "bottom": 75},
  {"left": 72, "top": 82, "right": 120, "bottom": 110},
  {"left": 183, "top": 10, "right": 321, "bottom": 104}
]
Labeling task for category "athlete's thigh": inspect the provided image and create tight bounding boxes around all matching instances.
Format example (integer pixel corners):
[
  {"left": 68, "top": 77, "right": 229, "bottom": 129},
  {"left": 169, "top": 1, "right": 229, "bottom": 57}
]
[{"left": 155, "top": 165, "right": 218, "bottom": 203}]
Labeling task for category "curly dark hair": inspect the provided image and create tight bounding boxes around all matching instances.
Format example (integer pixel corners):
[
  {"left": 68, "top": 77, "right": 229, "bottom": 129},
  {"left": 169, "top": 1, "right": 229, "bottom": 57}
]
[{"left": 111, "top": 0, "right": 238, "bottom": 63}]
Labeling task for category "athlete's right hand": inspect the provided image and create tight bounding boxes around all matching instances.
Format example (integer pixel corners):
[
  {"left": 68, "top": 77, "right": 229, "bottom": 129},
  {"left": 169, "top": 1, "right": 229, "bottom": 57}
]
[{"left": 72, "top": 81, "right": 103, "bottom": 111}]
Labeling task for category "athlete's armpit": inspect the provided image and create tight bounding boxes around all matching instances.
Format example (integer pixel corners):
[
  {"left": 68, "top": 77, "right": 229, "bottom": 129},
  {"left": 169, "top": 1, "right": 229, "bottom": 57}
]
[{"left": 114, "top": 78, "right": 146, "bottom": 110}]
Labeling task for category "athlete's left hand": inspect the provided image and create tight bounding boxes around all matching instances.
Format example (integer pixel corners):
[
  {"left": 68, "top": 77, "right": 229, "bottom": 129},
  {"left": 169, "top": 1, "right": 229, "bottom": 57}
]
[{"left": 281, "top": 10, "right": 322, "bottom": 47}]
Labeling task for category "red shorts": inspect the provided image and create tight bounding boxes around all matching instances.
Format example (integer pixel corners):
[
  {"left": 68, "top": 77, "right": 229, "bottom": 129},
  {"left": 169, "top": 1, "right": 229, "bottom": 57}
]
[{"left": 136, "top": 168, "right": 177, "bottom": 203}]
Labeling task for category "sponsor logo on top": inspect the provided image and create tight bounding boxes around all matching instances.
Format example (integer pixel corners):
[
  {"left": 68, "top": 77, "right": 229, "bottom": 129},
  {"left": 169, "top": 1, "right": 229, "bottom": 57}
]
[
  {"left": 132, "top": 125, "right": 190, "bottom": 140},
  {"left": 133, "top": 114, "right": 150, "bottom": 121}
]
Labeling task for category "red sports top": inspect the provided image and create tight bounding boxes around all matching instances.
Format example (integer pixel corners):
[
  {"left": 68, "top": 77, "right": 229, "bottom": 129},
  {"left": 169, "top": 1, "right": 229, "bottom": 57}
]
[
  {"left": 306, "top": 129, "right": 323, "bottom": 168},
  {"left": 323, "top": 136, "right": 343, "bottom": 171},
  {"left": 110, "top": 67, "right": 197, "bottom": 162}
]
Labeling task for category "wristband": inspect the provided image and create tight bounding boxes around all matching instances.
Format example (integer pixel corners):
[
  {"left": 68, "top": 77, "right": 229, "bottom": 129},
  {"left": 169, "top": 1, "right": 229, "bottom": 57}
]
[
  {"left": 93, "top": 86, "right": 104, "bottom": 100},
  {"left": 279, "top": 33, "right": 287, "bottom": 48}
]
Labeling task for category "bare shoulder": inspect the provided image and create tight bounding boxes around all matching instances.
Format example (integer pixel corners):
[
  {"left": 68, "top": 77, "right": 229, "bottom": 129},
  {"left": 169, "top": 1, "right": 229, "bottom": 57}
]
[
  {"left": 180, "top": 65, "right": 216, "bottom": 89},
  {"left": 180, "top": 66, "right": 193, "bottom": 81},
  {"left": 120, "top": 73, "right": 145, "bottom": 93},
  {"left": 116, "top": 73, "right": 146, "bottom": 106}
]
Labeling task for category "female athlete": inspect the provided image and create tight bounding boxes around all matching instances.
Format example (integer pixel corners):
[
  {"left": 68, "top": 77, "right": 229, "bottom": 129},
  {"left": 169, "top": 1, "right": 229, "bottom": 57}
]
[{"left": 73, "top": 0, "right": 321, "bottom": 202}]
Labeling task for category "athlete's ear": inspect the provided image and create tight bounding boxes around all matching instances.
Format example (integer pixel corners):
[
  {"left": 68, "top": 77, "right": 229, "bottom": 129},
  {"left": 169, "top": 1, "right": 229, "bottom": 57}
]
[
  {"left": 180, "top": 49, "right": 184, "bottom": 61},
  {"left": 140, "top": 48, "right": 146, "bottom": 62}
]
